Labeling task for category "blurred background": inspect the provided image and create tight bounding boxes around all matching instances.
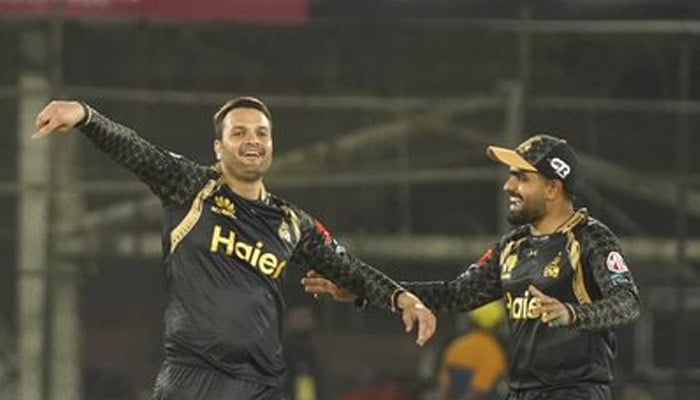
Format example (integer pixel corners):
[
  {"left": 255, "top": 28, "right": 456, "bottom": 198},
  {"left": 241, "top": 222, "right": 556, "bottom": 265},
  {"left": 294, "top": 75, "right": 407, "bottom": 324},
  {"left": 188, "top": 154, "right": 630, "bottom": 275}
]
[{"left": 2, "top": 0, "right": 700, "bottom": 399}]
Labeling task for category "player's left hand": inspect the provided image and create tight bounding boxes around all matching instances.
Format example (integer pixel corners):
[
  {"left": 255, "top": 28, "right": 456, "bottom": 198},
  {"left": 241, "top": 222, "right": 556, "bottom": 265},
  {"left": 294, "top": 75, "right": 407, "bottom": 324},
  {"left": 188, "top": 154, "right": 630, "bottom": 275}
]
[
  {"left": 528, "top": 285, "right": 574, "bottom": 328},
  {"left": 396, "top": 292, "right": 437, "bottom": 346}
]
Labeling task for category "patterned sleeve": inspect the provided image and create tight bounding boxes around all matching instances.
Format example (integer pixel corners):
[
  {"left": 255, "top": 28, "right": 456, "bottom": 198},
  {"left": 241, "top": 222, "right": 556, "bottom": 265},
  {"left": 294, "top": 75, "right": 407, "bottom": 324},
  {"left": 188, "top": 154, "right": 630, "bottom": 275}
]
[
  {"left": 290, "top": 211, "right": 404, "bottom": 311},
  {"left": 78, "top": 105, "right": 209, "bottom": 206},
  {"left": 400, "top": 248, "right": 503, "bottom": 313},
  {"left": 569, "top": 221, "right": 641, "bottom": 331}
]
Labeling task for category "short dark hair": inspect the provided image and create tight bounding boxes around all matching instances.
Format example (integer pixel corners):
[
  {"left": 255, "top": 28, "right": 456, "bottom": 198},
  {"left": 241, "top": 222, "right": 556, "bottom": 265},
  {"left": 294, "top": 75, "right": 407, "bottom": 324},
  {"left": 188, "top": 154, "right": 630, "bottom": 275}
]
[{"left": 213, "top": 96, "right": 272, "bottom": 140}]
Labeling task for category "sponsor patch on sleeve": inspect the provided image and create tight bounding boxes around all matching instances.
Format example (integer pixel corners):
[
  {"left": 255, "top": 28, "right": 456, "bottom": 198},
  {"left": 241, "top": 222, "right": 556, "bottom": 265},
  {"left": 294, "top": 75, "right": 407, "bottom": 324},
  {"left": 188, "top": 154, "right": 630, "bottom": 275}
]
[{"left": 606, "top": 251, "right": 629, "bottom": 273}]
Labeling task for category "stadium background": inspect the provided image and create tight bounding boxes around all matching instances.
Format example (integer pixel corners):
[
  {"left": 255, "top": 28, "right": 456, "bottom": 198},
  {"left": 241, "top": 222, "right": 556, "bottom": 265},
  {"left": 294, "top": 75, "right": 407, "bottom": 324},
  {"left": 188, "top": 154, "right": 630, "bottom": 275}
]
[{"left": 2, "top": 0, "right": 700, "bottom": 399}]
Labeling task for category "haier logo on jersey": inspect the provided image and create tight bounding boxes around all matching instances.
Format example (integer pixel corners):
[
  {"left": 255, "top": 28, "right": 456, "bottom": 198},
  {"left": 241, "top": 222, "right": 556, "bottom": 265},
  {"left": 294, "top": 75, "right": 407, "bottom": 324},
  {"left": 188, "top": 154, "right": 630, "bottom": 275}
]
[
  {"left": 505, "top": 291, "right": 541, "bottom": 320},
  {"left": 210, "top": 225, "right": 287, "bottom": 279}
]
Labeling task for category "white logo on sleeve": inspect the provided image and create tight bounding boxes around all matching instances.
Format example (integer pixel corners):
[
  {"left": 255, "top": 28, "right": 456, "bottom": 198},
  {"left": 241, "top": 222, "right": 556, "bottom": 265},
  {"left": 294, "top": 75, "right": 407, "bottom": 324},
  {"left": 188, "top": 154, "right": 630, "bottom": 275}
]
[
  {"left": 550, "top": 157, "right": 571, "bottom": 179},
  {"left": 606, "top": 251, "right": 629, "bottom": 273}
]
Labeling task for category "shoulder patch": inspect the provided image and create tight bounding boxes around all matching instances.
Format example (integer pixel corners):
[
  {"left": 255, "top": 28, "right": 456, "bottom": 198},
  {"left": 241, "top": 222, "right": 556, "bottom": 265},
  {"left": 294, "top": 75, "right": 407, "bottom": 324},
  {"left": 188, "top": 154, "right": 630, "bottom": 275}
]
[
  {"left": 315, "top": 221, "right": 333, "bottom": 245},
  {"left": 477, "top": 248, "right": 495, "bottom": 267},
  {"left": 606, "top": 251, "right": 629, "bottom": 273}
]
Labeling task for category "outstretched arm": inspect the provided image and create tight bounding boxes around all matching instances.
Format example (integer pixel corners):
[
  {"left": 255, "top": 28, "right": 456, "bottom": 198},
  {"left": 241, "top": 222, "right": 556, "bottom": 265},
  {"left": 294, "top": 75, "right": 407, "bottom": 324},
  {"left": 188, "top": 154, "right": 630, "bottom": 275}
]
[
  {"left": 400, "top": 248, "right": 503, "bottom": 313},
  {"left": 34, "top": 100, "right": 208, "bottom": 206},
  {"left": 292, "top": 218, "right": 436, "bottom": 345},
  {"left": 303, "top": 253, "right": 503, "bottom": 318},
  {"left": 303, "top": 248, "right": 504, "bottom": 314}
]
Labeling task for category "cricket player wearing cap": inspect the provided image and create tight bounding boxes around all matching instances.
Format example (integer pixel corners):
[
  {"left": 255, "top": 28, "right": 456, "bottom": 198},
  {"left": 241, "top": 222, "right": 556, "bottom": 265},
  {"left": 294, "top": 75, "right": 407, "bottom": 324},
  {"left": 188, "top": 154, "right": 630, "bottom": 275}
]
[{"left": 303, "top": 134, "right": 640, "bottom": 400}]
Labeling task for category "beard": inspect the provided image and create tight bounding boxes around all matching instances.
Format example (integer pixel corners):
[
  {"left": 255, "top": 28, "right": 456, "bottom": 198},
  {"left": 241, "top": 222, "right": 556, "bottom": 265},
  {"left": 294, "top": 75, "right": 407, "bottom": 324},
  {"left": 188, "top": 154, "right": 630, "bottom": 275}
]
[
  {"left": 506, "top": 198, "right": 546, "bottom": 226},
  {"left": 221, "top": 153, "right": 272, "bottom": 182},
  {"left": 231, "top": 162, "right": 270, "bottom": 182}
]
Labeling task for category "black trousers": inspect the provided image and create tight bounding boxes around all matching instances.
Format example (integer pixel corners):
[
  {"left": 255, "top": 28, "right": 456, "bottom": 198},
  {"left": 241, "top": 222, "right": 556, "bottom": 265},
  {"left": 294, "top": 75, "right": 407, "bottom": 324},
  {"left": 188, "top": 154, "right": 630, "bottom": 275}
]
[
  {"left": 506, "top": 384, "right": 611, "bottom": 400},
  {"left": 153, "top": 361, "right": 289, "bottom": 400}
]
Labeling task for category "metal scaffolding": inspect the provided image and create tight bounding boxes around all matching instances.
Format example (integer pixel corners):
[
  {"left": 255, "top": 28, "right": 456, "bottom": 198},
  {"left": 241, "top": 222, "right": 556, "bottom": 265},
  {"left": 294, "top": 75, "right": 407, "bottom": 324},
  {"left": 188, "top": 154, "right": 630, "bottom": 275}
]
[{"left": 4, "top": 12, "right": 700, "bottom": 400}]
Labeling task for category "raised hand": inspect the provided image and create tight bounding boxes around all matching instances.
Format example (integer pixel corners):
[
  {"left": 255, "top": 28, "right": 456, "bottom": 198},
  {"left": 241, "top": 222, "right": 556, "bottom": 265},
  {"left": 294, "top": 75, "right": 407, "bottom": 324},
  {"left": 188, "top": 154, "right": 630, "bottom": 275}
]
[{"left": 33, "top": 100, "right": 86, "bottom": 139}]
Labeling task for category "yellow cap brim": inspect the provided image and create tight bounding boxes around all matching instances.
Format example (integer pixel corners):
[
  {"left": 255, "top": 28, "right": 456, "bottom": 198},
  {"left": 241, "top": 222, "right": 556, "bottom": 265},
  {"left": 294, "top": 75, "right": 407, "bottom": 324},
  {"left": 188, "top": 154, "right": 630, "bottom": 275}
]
[{"left": 486, "top": 146, "right": 538, "bottom": 172}]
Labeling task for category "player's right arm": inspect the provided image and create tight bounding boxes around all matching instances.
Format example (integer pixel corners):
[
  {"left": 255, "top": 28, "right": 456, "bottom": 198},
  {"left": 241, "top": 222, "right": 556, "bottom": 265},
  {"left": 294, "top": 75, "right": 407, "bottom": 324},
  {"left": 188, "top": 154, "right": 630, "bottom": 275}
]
[
  {"left": 303, "top": 247, "right": 503, "bottom": 314},
  {"left": 34, "top": 100, "right": 207, "bottom": 206},
  {"left": 291, "top": 211, "right": 437, "bottom": 345}
]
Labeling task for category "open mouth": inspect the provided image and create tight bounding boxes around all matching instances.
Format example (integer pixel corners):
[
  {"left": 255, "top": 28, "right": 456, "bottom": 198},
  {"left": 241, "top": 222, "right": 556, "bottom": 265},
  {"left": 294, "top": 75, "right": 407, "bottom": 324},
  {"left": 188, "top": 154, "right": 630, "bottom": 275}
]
[
  {"left": 240, "top": 149, "right": 263, "bottom": 160},
  {"left": 508, "top": 196, "right": 523, "bottom": 210}
]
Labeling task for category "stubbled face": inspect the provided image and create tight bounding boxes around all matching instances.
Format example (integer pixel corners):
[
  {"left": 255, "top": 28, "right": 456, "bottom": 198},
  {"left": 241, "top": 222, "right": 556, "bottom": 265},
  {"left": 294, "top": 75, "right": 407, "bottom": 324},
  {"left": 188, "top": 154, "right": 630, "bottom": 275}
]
[
  {"left": 503, "top": 168, "right": 548, "bottom": 226},
  {"left": 214, "top": 107, "right": 273, "bottom": 182}
]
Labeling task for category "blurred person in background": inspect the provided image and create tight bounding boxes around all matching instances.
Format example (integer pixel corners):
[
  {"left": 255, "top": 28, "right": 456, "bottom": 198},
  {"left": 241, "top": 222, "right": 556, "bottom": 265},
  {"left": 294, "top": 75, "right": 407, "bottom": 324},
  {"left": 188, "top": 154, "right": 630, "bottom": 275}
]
[
  {"left": 32, "top": 98, "right": 436, "bottom": 400},
  {"left": 435, "top": 301, "right": 507, "bottom": 400},
  {"left": 303, "top": 134, "right": 640, "bottom": 400}
]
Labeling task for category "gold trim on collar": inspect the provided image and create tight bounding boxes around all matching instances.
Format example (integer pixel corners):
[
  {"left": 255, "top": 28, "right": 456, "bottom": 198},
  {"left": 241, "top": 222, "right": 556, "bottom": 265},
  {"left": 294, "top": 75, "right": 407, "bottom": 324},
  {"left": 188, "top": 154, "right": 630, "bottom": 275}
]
[
  {"left": 558, "top": 208, "right": 588, "bottom": 234},
  {"left": 259, "top": 185, "right": 269, "bottom": 203}
]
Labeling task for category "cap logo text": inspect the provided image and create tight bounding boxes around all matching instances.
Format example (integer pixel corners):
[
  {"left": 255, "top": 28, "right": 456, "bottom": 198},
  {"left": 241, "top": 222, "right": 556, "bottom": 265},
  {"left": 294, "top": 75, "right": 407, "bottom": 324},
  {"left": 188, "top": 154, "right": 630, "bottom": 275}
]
[{"left": 549, "top": 157, "right": 571, "bottom": 179}]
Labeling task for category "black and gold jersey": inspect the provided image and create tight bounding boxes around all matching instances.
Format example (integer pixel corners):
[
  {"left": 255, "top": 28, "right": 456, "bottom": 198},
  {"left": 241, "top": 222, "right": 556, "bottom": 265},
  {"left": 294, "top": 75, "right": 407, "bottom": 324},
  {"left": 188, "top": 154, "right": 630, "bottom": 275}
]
[
  {"left": 403, "top": 209, "right": 640, "bottom": 390},
  {"left": 79, "top": 108, "right": 404, "bottom": 388}
]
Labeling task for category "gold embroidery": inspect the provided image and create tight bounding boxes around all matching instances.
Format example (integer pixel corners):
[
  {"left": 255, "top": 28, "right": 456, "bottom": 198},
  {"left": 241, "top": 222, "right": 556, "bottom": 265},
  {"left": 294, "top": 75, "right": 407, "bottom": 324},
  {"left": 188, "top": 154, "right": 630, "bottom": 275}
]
[
  {"left": 211, "top": 195, "right": 236, "bottom": 219},
  {"left": 567, "top": 232, "right": 592, "bottom": 304},
  {"left": 499, "top": 237, "right": 526, "bottom": 279},
  {"left": 543, "top": 252, "right": 562, "bottom": 278},
  {"left": 169, "top": 179, "right": 220, "bottom": 254}
]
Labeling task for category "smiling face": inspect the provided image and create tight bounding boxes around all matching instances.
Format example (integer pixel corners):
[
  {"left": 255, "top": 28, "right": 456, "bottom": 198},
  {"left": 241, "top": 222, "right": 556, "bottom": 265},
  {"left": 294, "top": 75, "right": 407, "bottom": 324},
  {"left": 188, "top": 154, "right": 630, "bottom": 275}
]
[
  {"left": 214, "top": 107, "right": 273, "bottom": 182},
  {"left": 503, "top": 168, "right": 549, "bottom": 226}
]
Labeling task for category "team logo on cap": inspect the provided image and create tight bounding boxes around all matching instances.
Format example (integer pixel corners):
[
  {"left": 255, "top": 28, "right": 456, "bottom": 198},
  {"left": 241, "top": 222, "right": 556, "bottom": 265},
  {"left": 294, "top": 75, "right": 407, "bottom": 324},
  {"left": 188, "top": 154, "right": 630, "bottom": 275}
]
[
  {"left": 516, "top": 136, "right": 540, "bottom": 153},
  {"left": 549, "top": 157, "right": 571, "bottom": 179}
]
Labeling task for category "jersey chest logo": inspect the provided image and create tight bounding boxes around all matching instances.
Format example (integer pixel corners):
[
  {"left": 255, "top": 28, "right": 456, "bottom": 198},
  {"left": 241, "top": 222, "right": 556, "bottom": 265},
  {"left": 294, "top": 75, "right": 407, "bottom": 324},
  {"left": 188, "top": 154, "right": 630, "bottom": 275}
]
[
  {"left": 501, "top": 254, "right": 518, "bottom": 280},
  {"left": 278, "top": 220, "right": 293, "bottom": 244},
  {"left": 210, "top": 225, "right": 288, "bottom": 279},
  {"left": 211, "top": 196, "right": 237, "bottom": 219},
  {"left": 543, "top": 252, "right": 562, "bottom": 279}
]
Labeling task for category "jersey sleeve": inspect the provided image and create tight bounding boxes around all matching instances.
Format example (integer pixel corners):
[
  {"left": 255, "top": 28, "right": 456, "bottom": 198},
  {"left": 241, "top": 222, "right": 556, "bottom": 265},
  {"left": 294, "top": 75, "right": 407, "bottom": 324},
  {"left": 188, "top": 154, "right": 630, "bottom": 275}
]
[
  {"left": 290, "top": 211, "right": 405, "bottom": 311},
  {"left": 78, "top": 105, "right": 209, "bottom": 206},
  {"left": 569, "top": 222, "right": 641, "bottom": 331},
  {"left": 400, "top": 248, "right": 503, "bottom": 313}
]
